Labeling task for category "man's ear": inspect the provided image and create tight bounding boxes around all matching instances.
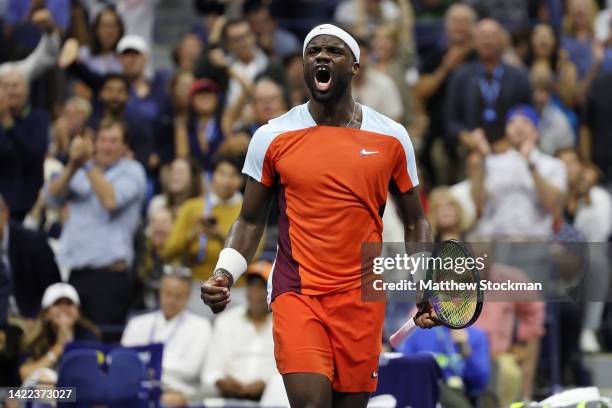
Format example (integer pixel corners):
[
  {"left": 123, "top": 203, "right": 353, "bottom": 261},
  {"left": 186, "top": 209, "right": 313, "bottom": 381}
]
[{"left": 352, "top": 62, "right": 360, "bottom": 76}]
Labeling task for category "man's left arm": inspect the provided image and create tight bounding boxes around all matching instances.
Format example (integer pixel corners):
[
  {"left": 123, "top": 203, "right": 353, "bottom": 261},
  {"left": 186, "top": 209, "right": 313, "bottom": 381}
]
[
  {"left": 393, "top": 187, "right": 432, "bottom": 244},
  {"left": 389, "top": 125, "right": 436, "bottom": 327},
  {"left": 87, "top": 164, "right": 145, "bottom": 211}
]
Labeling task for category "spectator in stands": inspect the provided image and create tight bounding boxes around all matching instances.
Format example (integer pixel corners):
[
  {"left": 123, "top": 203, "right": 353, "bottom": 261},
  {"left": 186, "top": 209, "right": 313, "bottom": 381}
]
[
  {"left": 122, "top": 266, "right": 212, "bottom": 407},
  {"left": 557, "top": 148, "right": 611, "bottom": 353},
  {"left": 283, "top": 52, "right": 308, "bottom": 107},
  {"left": 77, "top": 6, "right": 124, "bottom": 75},
  {"left": 353, "top": 37, "right": 403, "bottom": 122},
  {"left": 147, "top": 157, "right": 204, "bottom": 219},
  {"left": 401, "top": 326, "right": 490, "bottom": 407},
  {"left": 0, "top": 9, "right": 61, "bottom": 83},
  {"left": 182, "top": 78, "right": 226, "bottom": 171},
  {"left": 50, "top": 96, "right": 92, "bottom": 163},
  {"left": 250, "top": 77, "right": 288, "bottom": 131},
  {"left": 45, "top": 118, "right": 146, "bottom": 328},
  {"left": 427, "top": 187, "right": 472, "bottom": 242},
  {"left": 220, "top": 18, "right": 272, "bottom": 105},
  {"left": 474, "top": 248, "right": 545, "bottom": 406},
  {"left": 136, "top": 207, "right": 174, "bottom": 309},
  {"left": 446, "top": 18, "right": 532, "bottom": 154},
  {"left": 223, "top": 76, "right": 287, "bottom": 137},
  {"left": 0, "top": 194, "right": 61, "bottom": 322},
  {"left": 172, "top": 33, "right": 204, "bottom": 72},
  {"left": 581, "top": 70, "right": 612, "bottom": 185},
  {"left": 19, "top": 283, "right": 99, "bottom": 384},
  {"left": 65, "top": 35, "right": 169, "bottom": 166},
  {"left": 243, "top": 0, "right": 300, "bottom": 58},
  {"left": 561, "top": 0, "right": 609, "bottom": 105},
  {"left": 530, "top": 65, "right": 575, "bottom": 156},
  {"left": 464, "top": 0, "right": 531, "bottom": 33},
  {"left": 157, "top": 69, "right": 195, "bottom": 165},
  {"left": 201, "top": 261, "right": 275, "bottom": 400},
  {"left": 416, "top": 3, "right": 477, "bottom": 186},
  {"left": 162, "top": 154, "right": 243, "bottom": 286},
  {"left": 370, "top": 0, "right": 417, "bottom": 128},
  {"left": 3, "top": 0, "right": 70, "bottom": 39},
  {"left": 526, "top": 23, "right": 578, "bottom": 108},
  {"left": 87, "top": 73, "right": 155, "bottom": 172},
  {"left": 334, "top": 0, "right": 402, "bottom": 37},
  {"left": 470, "top": 105, "right": 566, "bottom": 240},
  {"left": 0, "top": 68, "right": 49, "bottom": 221}
]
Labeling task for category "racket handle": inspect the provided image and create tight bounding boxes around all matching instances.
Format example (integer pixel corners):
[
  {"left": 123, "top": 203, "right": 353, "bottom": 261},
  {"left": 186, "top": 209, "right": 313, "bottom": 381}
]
[{"left": 389, "top": 318, "right": 418, "bottom": 349}]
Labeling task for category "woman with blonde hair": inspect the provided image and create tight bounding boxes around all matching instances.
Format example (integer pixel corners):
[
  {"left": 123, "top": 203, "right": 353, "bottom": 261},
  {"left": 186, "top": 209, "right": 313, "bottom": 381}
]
[{"left": 428, "top": 187, "right": 472, "bottom": 242}]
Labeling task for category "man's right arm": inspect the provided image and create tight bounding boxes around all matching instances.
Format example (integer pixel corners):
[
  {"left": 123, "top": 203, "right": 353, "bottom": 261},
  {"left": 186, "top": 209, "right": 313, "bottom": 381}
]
[
  {"left": 201, "top": 177, "right": 274, "bottom": 313},
  {"left": 46, "top": 162, "right": 78, "bottom": 202}
]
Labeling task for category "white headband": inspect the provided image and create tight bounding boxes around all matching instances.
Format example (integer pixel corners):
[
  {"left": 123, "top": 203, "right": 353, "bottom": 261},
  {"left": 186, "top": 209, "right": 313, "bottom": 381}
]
[{"left": 302, "top": 24, "right": 360, "bottom": 63}]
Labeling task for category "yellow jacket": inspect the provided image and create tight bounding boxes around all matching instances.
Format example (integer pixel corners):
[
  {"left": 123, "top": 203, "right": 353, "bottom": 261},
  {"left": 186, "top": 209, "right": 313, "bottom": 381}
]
[{"left": 161, "top": 193, "right": 242, "bottom": 281}]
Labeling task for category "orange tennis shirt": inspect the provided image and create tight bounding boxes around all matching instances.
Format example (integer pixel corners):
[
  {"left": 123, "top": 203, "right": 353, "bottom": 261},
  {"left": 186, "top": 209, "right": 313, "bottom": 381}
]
[{"left": 243, "top": 103, "right": 419, "bottom": 302}]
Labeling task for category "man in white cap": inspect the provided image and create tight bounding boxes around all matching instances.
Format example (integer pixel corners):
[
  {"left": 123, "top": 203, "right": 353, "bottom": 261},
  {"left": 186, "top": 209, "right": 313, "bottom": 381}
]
[
  {"left": 202, "top": 23, "right": 436, "bottom": 407},
  {"left": 64, "top": 34, "right": 169, "bottom": 173}
]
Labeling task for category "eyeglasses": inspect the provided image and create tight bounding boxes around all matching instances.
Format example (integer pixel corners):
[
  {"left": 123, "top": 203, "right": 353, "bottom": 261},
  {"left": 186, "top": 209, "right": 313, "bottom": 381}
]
[{"left": 162, "top": 264, "right": 193, "bottom": 279}]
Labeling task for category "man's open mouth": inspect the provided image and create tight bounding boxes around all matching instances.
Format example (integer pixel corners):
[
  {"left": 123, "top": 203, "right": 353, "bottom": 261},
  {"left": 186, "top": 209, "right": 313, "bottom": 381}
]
[{"left": 315, "top": 66, "right": 332, "bottom": 92}]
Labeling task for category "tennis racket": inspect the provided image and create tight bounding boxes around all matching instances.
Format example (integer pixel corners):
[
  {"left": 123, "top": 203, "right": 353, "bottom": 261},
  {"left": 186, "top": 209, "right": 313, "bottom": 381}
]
[{"left": 389, "top": 240, "right": 483, "bottom": 349}]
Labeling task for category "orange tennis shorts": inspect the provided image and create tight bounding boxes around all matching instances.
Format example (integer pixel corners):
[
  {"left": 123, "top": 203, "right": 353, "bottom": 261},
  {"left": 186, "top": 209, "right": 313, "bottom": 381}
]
[{"left": 271, "top": 286, "right": 386, "bottom": 393}]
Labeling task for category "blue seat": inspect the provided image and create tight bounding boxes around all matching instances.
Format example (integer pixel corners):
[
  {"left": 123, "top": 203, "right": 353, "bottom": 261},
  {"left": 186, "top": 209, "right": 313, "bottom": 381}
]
[
  {"left": 105, "top": 348, "right": 148, "bottom": 405},
  {"left": 373, "top": 353, "right": 443, "bottom": 408},
  {"left": 57, "top": 347, "right": 148, "bottom": 408},
  {"left": 57, "top": 349, "right": 104, "bottom": 405}
]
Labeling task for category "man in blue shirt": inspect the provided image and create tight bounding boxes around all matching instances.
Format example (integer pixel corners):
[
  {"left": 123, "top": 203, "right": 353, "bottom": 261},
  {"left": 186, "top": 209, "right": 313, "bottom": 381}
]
[{"left": 45, "top": 118, "right": 146, "bottom": 331}]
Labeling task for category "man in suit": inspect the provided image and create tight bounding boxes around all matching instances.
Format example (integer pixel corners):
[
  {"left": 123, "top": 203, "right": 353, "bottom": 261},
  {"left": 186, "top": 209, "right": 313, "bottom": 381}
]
[
  {"left": 446, "top": 18, "right": 532, "bottom": 155},
  {"left": 0, "top": 194, "right": 61, "bottom": 322}
]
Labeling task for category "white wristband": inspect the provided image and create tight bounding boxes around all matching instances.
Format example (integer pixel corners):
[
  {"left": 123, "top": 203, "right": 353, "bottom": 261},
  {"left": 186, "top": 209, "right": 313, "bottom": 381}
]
[{"left": 214, "top": 248, "right": 248, "bottom": 283}]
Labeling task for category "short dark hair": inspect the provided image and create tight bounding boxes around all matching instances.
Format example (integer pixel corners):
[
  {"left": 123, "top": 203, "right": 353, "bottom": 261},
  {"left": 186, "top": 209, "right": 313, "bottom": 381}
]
[
  {"left": 97, "top": 117, "right": 130, "bottom": 146},
  {"left": 243, "top": 0, "right": 267, "bottom": 16},
  {"left": 101, "top": 73, "right": 130, "bottom": 90},
  {"left": 212, "top": 153, "right": 244, "bottom": 174},
  {"left": 221, "top": 18, "right": 251, "bottom": 45}
]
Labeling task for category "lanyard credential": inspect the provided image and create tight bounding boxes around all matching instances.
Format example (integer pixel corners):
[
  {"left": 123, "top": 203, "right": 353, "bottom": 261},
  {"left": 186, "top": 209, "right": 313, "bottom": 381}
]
[
  {"left": 197, "top": 192, "right": 214, "bottom": 262},
  {"left": 148, "top": 312, "right": 187, "bottom": 345},
  {"left": 478, "top": 64, "right": 504, "bottom": 123}
]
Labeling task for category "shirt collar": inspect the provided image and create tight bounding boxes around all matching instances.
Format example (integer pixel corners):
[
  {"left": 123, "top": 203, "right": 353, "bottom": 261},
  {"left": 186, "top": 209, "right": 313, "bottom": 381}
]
[
  {"left": 157, "top": 309, "right": 185, "bottom": 324},
  {"left": 208, "top": 191, "right": 243, "bottom": 207}
]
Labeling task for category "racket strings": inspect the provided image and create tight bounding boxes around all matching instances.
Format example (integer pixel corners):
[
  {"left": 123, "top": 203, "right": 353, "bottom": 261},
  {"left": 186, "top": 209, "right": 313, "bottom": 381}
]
[{"left": 430, "top": 242, "right": 479, "bottom": 328}]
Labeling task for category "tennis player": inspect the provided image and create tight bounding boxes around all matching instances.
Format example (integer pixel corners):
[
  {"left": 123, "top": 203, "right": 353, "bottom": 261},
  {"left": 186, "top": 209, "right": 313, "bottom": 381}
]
[{"left": 201, "top": 24, "right": 438, "bottom": 408}]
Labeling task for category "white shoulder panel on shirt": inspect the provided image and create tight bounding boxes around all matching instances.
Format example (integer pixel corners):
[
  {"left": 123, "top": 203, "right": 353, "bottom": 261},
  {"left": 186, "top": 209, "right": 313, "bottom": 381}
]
[
  {"left": 243, "top": 104, "right": 316, "bottom": 183},
  {"left": 360, "top": 105, "right": 419, "bottom": 186}
]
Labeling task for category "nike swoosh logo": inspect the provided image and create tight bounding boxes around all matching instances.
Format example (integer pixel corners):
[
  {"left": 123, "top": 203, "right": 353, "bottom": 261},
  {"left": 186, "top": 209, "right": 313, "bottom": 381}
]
[
  {"left": 360, "top": 149, "right": 379, "bottom": 156},
  {"left": 371, "top": 371, "right": 378, "bottom": 378}
]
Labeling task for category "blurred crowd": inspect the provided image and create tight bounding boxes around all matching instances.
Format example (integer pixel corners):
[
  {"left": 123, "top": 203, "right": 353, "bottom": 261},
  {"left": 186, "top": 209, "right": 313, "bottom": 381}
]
[{"left": 0, "top": 0, "right": 612, "bottom": 406}]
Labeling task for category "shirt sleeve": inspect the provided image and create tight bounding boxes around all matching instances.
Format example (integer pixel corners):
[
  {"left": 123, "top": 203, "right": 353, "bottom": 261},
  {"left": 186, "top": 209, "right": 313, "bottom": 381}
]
[
  {"left": 112, "top": 162, "right": 146, "bottom": 210},
  {"left": 390, "top": 123, "right": 419, "bottom": 194},
  {"left": 534, "top": 153, "right": 567, "bottom": 193},
  {"left": 242, "top": 124, "right": 278, "bottom": 187},
  {"left": 120, "top": 319, "right": 142, "bottom": 347}
]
